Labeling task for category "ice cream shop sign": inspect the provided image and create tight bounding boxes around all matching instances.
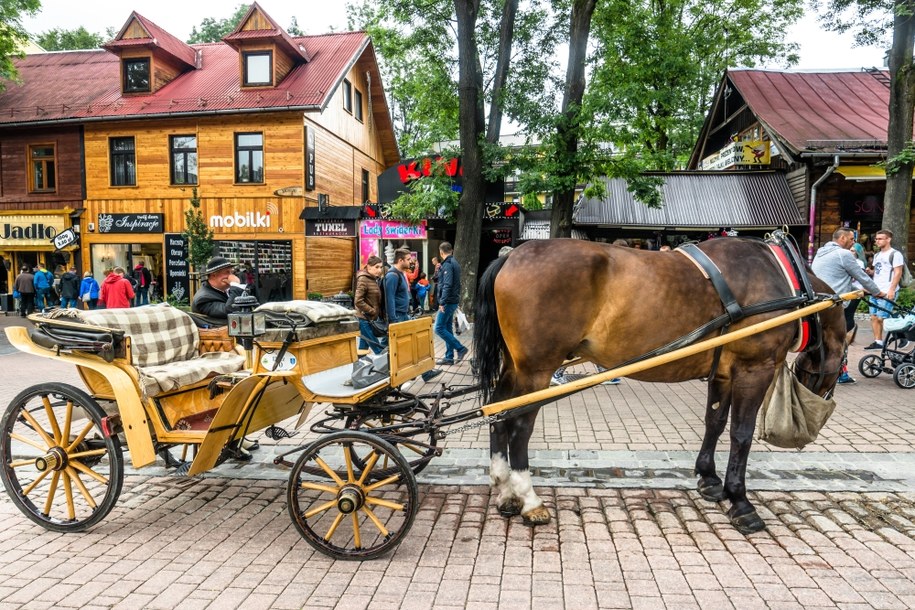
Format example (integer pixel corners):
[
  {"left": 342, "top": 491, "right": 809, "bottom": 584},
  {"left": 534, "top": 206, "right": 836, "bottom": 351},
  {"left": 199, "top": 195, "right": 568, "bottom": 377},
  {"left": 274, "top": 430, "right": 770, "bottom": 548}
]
[{"left": 359, "top": 219, "right": 427, "bottom": 240}]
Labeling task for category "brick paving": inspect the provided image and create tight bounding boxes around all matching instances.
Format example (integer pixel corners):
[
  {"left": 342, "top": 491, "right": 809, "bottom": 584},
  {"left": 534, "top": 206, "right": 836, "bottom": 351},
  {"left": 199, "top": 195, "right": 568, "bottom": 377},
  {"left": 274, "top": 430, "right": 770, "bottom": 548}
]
[{"left": 1, "top": 312, "right": 915, "bottom": 609}]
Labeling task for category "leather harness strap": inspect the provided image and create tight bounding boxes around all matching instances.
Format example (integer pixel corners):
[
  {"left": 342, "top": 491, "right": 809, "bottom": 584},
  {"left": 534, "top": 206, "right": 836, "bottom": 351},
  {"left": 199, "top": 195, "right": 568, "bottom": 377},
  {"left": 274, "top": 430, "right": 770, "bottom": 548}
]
[{"left": 677, "top": 243, "right": 746, "bottom": 323}]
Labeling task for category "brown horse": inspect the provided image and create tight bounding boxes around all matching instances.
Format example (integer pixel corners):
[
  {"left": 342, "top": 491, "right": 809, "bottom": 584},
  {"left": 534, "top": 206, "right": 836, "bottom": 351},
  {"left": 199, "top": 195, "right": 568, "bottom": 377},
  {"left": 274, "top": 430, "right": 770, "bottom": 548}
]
[{"left": 472, "top": 237, "right": 846, "bottom": 534}]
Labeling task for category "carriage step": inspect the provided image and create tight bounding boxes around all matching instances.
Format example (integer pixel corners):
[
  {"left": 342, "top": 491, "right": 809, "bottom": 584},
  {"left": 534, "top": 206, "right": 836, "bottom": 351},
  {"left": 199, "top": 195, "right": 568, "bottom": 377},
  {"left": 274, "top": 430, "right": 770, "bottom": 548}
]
[{"left": 265, "top": 425, "right": 298, "bottom": 440}]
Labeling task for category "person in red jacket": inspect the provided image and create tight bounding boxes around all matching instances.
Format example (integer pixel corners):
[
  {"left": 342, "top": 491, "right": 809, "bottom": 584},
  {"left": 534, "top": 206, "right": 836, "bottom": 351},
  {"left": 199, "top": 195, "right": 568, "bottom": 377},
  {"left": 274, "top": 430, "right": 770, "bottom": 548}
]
[{"left": 99, "top": 266, "right": 135, "bottom": 309}]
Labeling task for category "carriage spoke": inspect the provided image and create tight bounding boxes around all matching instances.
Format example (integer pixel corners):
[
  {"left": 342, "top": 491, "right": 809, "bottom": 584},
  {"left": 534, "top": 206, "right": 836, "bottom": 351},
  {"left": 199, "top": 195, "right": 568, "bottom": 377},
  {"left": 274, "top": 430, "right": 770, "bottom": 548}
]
[
  {"left": 9, "top": 459, "right": 36, "bottom": 468},
  {"left": 68, "top": 448, "right": 107, "bottom": 460},
  {"left": 62, "top": 470, "right": 76, "bottom": 520},
  {"left": 298, "top": 481, "right": 339, "bottom": 495},
  {"left": 42, "top": 396, "right": 62, "bottom": 444},
  {"left": 42, "top": 471, "right": 61, "bottom": 515},
  {"left": 356, "top": 452, "right": 379, "bottom": 485},
  {"left": 364, "top": 474, "right": 401, "bottom": 493},
  {"left": 65, "top": 421, "right": 96, "bottom": 453},
  {"left": 22, "top": 469, "right": 50, "bottom": 496},
  {"left": 70, "top": 460, "right": 108, "bottom": 485},
  {"left": 303, "top": 499, "right": 338, "bottom": 519},
  {"left": 61, "top": 400, "right": 74, "bottom": 447},
  {"left": 343, "top": 445, "right": 355, "bottom": 483},
  {"left": 65, "top": 467, "right": 97, "bottom": 509},
  {"left": 323, "top": 512, "right": 345, "bottom": 540},
  {"left": 313, "top": 456, "right": 346, "bottom": 487},
  {"left": 19, "top": 410, "right": 55, "bottom": 448},
  {"left": 360, "top": 505, "right": 389, "bottom": 537},
  {"left": 351, "top": 512, "right": 362, "bottom": 549},
  {"left": 365, "top": 496, "right": 405, "bottom": 511},
  {"left": 10, "top": 432, "right": 47, "bottom": 452}
]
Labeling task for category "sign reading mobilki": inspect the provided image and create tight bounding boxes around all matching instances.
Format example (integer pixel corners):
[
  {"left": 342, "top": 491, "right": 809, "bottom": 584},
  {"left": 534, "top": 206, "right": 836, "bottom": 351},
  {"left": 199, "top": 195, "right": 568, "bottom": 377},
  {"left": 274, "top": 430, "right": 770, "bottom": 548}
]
[{"left": 209, "top": 212, "right": 271, "bottom": 229}]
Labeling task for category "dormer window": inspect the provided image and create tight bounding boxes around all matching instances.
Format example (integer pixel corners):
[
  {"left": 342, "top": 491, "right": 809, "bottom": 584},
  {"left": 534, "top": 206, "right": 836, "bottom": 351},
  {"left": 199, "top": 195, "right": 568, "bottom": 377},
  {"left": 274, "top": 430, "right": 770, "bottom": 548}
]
[
  {"left": 123, "top": 57, "right": 150, "bottom": 93},
  {"left": 243, "top": 50, "right": 273, "bottom": 86}
]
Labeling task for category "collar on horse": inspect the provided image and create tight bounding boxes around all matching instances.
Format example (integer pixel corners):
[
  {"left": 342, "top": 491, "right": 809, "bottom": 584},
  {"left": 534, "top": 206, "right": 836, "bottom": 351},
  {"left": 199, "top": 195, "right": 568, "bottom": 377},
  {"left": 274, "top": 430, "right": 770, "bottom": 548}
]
[{"left": 676, "top": 232, "right": 822, "bottom": 353}]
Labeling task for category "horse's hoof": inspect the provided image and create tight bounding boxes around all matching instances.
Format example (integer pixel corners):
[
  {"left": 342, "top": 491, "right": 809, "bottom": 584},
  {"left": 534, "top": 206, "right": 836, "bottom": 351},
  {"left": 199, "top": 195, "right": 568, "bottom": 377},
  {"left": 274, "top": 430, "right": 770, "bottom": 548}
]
[
  {"left": 498, "top": 498, "right": 522, "bottom": 517},
  {"left": 731, "top": 510, "right": 766, "bottom": 535},
  {"left": 521, "top": 505, "right": 551, "bottom": 526},
  {"left": 697, "top": 481, "right": 725, "bottom": 502}
]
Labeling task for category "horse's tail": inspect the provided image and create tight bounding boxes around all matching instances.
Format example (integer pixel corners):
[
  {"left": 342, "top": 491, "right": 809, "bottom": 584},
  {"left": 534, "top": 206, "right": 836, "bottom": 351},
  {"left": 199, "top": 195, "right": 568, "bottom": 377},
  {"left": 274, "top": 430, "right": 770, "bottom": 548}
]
[{"left": 473, "top": 255, "right": 509, "bottom": 405}]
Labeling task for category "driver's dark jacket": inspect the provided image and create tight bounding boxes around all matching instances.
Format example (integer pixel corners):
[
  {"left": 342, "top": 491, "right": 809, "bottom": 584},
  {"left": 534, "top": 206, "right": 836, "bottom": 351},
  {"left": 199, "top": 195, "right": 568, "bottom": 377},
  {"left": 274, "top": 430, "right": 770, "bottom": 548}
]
[{"left": 191, "top": 282, "right": 245, "bottom": 325}]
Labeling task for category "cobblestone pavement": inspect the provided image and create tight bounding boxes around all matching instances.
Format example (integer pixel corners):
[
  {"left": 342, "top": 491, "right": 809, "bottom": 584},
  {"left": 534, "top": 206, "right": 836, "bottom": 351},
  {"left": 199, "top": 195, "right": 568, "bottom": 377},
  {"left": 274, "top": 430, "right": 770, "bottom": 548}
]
[{"left": 2, "top": 313, "right": 915, "bottom": 609}]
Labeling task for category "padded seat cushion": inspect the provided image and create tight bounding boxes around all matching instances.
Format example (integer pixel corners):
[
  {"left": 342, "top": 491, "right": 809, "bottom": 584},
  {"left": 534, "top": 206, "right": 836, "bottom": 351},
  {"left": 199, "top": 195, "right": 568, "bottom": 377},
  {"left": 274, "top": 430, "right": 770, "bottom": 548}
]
[
  {"left": 140, "top": 351, "right": 246, "bottom": 397},
  {"left": 82, "top": 304, "right": 199, "bottom": 367},
  {"left": 301, "top": 363, "right": 388, "bottom": 398}
]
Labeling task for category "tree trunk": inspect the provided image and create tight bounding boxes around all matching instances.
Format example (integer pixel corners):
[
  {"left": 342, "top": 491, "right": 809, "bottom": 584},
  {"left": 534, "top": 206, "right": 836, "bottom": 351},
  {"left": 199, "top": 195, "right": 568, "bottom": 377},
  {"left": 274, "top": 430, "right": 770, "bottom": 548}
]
[
  {"left": 550, "top": 0, "right": 597, "bottom": 239},
  {"left": 454, "top": 0, "right": 486, "bottom": 313},
  {"left": 883, "top": 0, "right": 915, "bottom": 258},
  {"left": 486, "top": 0, "right": 519, "bottom": 144}
]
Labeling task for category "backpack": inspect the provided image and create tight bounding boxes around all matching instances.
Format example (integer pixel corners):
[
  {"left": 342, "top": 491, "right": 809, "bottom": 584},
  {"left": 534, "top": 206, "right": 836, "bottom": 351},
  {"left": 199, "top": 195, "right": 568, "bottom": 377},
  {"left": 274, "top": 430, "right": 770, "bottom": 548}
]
[{"left": 891, "top": 251, "right": 913, "bottom": 289}]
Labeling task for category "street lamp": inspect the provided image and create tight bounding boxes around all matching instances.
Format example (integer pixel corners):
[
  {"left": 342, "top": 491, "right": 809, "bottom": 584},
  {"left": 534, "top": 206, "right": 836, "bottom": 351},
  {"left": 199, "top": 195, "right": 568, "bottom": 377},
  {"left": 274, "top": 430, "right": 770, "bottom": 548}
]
[{"left": 227, "top": 293, "right": 265, "bottom": 368}]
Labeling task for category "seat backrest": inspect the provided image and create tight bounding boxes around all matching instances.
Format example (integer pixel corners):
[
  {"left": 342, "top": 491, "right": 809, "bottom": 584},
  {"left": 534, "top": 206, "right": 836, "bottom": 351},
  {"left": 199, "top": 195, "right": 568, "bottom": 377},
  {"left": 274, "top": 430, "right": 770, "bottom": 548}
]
[{"left": 82, "top": 303, "right": 199, "bottom": 367}]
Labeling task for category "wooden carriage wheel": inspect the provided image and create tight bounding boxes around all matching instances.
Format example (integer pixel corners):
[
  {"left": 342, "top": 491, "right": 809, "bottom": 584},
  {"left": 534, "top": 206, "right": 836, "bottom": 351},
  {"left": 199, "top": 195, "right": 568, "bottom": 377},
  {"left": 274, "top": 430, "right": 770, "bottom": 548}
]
[
  {"left": 0, "top": 383, "right": 124, "bottom": 532},
  {"left": 287, "top": 431, "right": 418, "bottom": 560}
]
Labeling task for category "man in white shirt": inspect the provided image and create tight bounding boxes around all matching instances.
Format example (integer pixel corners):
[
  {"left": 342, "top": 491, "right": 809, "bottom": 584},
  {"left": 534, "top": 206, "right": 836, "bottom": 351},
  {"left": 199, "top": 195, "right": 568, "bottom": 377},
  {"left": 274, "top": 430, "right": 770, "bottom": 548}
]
[{"left": 865, "top": 229, "right": 905, "bottom": 350}]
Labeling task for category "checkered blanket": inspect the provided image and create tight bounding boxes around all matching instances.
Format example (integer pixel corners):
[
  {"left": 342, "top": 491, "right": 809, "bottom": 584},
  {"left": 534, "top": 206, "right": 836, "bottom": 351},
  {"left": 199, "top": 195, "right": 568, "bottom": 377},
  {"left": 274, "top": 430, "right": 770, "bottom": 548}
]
[
  {"left": 256, "top": 300, "right": 355, "bottom": 324},
  {"left": 80, "top": 304, "right": 244, "bottom": 396}
]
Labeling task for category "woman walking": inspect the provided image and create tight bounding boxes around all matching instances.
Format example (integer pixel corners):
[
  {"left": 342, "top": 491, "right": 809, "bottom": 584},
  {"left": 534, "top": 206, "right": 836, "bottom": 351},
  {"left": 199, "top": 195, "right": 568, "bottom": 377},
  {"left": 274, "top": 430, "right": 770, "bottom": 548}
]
[
  {"left": 79, "top": 271, "right": 101, "bottom": 310},
  {"left": 353, "top": 256, "right": 386, "bottom": 354}
]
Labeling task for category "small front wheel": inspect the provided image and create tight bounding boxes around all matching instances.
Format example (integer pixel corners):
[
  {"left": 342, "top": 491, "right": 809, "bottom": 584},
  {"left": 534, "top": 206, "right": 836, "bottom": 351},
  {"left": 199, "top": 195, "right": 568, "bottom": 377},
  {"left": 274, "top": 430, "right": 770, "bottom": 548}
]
[
  {"left": 893, "top": 364, "right": 915, "bottom": 389},
  {"left": 858, "top": 354, "right": 884, "bottom": 378},
  {"left": 0, "top": 383, "right": 124, "bottom": 532},
  {"left": 287, "top": 431, "right": 419, "bottom": 560}
]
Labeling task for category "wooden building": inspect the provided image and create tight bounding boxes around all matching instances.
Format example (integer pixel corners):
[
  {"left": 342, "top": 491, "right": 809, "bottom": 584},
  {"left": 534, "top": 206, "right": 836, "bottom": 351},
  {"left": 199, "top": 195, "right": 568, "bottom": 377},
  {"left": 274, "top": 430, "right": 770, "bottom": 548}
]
[{"left": 0, "top": 2, "right": 399, "bottom": 303}]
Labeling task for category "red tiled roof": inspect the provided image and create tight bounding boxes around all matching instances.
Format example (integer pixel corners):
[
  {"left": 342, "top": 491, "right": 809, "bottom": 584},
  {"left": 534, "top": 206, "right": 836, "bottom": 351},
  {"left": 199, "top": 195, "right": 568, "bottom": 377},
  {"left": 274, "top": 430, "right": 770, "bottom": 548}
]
[
  {"left": 0, "top": 31, "right": 369, "bottom": 125},
  {"left": 727, "top": 69, "right": 892, "bottom": 154}
]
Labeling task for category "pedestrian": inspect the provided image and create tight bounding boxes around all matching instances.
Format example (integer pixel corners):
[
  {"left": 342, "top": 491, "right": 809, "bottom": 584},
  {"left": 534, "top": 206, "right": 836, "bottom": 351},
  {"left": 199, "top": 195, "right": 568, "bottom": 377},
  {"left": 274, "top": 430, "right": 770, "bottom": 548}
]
[
  {"left": 429, "top": 256, "right": 441, "bottom": 310},
  {"left": 98, "top": 266, "right": 135, "bottom": 309},
  {"left": 864, "top": 229, "right": 905, "bottom": 351},
  {"left": 191, "top": 256, "right": 247, "bottom": 325},
  {"left": 132, "top": 260, "right": 152, "bottom": 306},
  {"left": 353, "top": 256, "right": 386, "bottom": 355},
  {"left": 58, "top": 266, "right": 81, "bottom": 309},
  {"left": 386, "top": 248, "right": 441, "bottom": 383},
  {"left": 32, "top": 263, "right": 55, "bottom": 312},
  {"left": 811, "top": 227, "right": 885, "bottom": 384},
  {"left": 433, "top": 242, "right": 468, "bottom": 366},
  {"left": 79, "top": 271, "right": 101, "bottom": 310},
  {"left": 13, "top": 265, "right": 35, "bottom": 317}
]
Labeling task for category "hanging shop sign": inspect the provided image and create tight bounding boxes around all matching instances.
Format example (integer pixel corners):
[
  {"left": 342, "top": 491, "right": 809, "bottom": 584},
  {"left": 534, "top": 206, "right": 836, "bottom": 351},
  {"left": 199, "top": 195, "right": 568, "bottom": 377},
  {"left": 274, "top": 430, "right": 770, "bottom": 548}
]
[
  {"left": 700, "top": 140, "right": 771, "bottom": 170},
  {"left": 97, "top": 213, "right": 164, "bottom": 234},
  {"left": 360, "top": 219, "right": 427, "bottom": 240},
  {"left": 0, "top": 213, "right": 67, "bottom": 247},
  {"left": 51, "top": 228, "right": 79, "bottom": 251},
  {"left": 305, "top": 219, "right": 356, "bottom": 237},
  {"left": 164, "top": 233, "right": 191, "bottom": 303},
  {"left": 305, "top": 126, "right": 316, "bottom": 191}
]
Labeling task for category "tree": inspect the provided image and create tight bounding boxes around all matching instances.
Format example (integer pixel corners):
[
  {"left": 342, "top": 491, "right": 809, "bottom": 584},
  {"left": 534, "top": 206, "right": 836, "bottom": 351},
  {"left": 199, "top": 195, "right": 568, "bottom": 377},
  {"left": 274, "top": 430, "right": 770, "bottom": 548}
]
[
  {"left": 187, "top": 4, "right": 250, "bottom": 43},
  {"left": 287, "top": 16, "right": 304, "bottom": 36},
  {"left": 182, "top": 188, "right": 215, "bottom": 295},
  {"left": 0, "top": 0, "right": 40, "bottom": 89},
  {"left": 35, "top": 27, "right": 105, "bottom": 51},
  {"left": 813, "top": 0, "right": 908, "bottom": 256}
]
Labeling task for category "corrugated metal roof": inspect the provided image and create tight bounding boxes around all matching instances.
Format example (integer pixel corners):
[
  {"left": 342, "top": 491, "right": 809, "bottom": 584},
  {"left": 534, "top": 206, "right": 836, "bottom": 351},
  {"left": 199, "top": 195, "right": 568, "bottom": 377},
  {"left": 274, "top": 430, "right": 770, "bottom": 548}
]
[
  {"left": 223, "top": 3, "right": 310, "bottom": 62},
  {"left": 728, "top": 69, "right": 891, "bottom": 155},
  {"left": 520, "top": 220, "right": 587, "bottom": 240},
  {"left": 574, "top": 172, "right": 805, "bottom": 228},
  {"left": 0, "top": 31, "right": 368, "bottom": 125}
]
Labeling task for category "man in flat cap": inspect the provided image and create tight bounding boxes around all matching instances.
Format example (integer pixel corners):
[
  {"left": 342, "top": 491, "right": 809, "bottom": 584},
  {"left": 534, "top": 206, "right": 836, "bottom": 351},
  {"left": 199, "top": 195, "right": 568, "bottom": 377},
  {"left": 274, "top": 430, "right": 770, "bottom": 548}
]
[{"left": 191, "top": 256, "right": 247, "bottom": 325}]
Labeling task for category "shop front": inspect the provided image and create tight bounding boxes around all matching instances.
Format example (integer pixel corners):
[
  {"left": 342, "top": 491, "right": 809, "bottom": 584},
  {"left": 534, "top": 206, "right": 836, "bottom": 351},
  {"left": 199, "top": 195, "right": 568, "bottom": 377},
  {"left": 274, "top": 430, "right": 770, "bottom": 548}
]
[
  {"left": 360, "top": 218, "right": 429, "bottom": 276},
  {"left": 0, "top": 210, "right": 77, "bottom": 299}
]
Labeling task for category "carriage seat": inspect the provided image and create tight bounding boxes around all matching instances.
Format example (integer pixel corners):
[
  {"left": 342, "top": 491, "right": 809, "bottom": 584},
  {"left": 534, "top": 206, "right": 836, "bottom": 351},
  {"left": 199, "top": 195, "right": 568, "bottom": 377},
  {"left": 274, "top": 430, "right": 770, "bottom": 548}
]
[{"left": 81, "top": 303, "right": 245, "bottom": 397}]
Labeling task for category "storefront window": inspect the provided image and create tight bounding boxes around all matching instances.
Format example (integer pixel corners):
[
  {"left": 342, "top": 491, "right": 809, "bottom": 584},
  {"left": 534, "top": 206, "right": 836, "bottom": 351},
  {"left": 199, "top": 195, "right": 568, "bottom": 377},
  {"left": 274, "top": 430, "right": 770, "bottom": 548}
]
[{"left": 217, "top": 239, "right": 292, "bottom": 303}]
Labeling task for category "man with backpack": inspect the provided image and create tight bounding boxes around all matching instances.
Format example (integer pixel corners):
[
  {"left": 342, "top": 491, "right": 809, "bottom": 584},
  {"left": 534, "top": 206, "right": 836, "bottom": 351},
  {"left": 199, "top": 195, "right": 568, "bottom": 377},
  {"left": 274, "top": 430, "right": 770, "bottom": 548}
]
[
  {"left": 32, "top": 264, "right": 55, "bottom": 313},
  {"left": 385, "top": 248, "right": 442, "bottom": 383}
]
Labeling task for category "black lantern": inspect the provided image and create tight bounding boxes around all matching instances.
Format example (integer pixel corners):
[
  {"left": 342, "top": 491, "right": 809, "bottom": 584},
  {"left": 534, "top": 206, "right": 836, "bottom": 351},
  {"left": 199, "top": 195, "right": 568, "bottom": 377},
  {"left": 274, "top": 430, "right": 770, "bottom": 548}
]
[{"left": 227, "top": 293, "right": 265, "bottom": 364}]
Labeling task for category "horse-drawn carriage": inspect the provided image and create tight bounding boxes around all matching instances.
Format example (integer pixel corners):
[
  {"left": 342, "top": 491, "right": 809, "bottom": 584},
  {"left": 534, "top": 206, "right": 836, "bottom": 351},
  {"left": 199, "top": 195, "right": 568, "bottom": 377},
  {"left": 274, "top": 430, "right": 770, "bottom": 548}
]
[{"left": 1, "top": 232, "right": 856, "bottom": 560}]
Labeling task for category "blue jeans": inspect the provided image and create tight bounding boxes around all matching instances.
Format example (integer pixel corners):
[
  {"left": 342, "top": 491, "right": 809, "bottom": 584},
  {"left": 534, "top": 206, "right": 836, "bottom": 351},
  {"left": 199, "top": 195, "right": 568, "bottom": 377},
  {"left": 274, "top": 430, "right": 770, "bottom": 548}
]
[
  {"left": 35, "top": 288, "right": 51, "bottom": 311},
  {"left": 358, "top": 319, "right": 386, "bottom": 355},
  {"left": 434, "top": 303, "right": 465, "bottom": 360},
  {"left": 136, "top": 286, "right": 149, "bottom": 306},
  {"left": 60, "top": 297, "right": 78, "bottom": 309}
]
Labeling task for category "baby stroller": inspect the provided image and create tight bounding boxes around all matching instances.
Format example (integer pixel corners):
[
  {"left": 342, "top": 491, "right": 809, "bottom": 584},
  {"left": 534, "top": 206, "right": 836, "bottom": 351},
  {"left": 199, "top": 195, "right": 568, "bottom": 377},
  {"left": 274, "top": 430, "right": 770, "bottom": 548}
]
[{"left": 858, "top": 299, "right": 915, "bottom": 389}]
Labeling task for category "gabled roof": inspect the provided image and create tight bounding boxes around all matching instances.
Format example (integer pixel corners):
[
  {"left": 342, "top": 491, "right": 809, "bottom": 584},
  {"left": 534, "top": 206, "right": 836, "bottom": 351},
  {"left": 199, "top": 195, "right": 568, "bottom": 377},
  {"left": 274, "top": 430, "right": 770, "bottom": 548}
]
[
  {"left": 690, "top": 69, "right": 892, "bottom": 166},
  {"left": 103, "top": 11, "right": 197, "bottom": 68},
  {"left": 223, "top": 2, "right": 311, "bottom": 62},
  {"left": 575, "top": 172, "right": 805, "bottom": 228}
]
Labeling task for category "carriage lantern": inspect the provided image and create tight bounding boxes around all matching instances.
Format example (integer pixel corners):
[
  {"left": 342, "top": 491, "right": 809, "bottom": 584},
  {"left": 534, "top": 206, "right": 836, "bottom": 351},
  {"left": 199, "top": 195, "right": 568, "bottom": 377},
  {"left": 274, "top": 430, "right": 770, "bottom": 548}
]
[{"left": 227, "top": 292, "right": 265, "bottom": 357}]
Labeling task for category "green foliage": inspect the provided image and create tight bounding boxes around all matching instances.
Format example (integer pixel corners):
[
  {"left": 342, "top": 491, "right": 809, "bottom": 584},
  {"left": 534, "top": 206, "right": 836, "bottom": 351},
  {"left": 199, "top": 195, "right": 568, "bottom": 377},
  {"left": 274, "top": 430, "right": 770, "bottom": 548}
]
[
  {"left": 810, "top": 0, "right": 894, "bottom": 47},
  {"left": 165, "top": 293, "right": 190, "bottom": 310},
  {"left": 0, "top": 0, "right": 40, "bottom": 89},
  {"left": 187, "top": 4, "right": 249, "bottom": 43},
  {"left": 895, "top": 286, "right": 915, "bottom": 310},
  {"left": 307, "top": 292, "right": 324, "bottom": 301},
  {"left": 882, "top": 140, "right": 915, "bottom": 176},
  {"left": 181, "top": 188, "right": 215, "bottom": 278},
  {"left": 35, "top": 26, "right": 105, "bottom": 51},
  {"left": 287, "top": 16, "right": 303, "bottom": 36},
  {"left": 386, "top": 170, "right": 461, "bottom": 222}
]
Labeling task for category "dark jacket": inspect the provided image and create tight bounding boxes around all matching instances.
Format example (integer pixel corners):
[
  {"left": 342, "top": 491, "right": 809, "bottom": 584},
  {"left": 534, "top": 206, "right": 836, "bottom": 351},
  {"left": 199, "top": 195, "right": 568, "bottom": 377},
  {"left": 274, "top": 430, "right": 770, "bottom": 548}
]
[
  {"left": 437, "top": 255, "right": 461, "bottom": 305},
  {"left": 59, "top": 271, "right": 81, "bottom": 299},
  {"left": 133, "top": 265, "right": 152, "bottom": 288},
  {"left": 383, "top": 269, "right": 410, "bottom": 322},
  {"left": 354, "top": 269, "right": 382, "bottom": 321},
  {"left": 14, "top": 272, "right": 35, "bottom": 294},
  {"left": 191, "top": 281, "right": 245, "bottom": 324}
]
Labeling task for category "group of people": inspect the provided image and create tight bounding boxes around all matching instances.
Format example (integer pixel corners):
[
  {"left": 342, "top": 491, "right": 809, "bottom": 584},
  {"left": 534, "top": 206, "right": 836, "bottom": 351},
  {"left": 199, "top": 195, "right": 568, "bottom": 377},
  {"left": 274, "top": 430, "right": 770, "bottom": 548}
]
[{"left": 811, "top": 227, "right": 906, "bottom": 384}]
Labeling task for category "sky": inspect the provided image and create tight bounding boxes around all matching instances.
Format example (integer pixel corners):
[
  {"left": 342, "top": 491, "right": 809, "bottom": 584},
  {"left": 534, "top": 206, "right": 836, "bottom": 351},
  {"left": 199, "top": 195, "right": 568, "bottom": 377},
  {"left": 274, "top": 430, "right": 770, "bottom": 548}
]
[{"left": 22, "top": 0, "right": 888, "bottom": 71}]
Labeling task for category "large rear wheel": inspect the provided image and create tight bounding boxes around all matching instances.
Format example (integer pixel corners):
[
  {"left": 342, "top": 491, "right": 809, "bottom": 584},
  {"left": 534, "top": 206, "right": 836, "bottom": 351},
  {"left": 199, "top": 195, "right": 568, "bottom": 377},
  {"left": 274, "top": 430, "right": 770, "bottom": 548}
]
[
  {"left": 893, "top": 363, "right": 915, "bottom": 389},
  {"left": 287, "top": 431, "right": 418, "bottom": 560},
  {"left": 0, "top": 383, "right": 124, "bottom": 531}
]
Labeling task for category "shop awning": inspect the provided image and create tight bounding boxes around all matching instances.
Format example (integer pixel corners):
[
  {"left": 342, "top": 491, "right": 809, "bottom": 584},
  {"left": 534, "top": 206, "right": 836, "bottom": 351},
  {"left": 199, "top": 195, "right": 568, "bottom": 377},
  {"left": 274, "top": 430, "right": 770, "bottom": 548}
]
[
  {"left": 299, "top": 205, "right": 363, "bottom": 220},
  {"left": 835, "top": 165, "right": 886, "bottom": 181}
]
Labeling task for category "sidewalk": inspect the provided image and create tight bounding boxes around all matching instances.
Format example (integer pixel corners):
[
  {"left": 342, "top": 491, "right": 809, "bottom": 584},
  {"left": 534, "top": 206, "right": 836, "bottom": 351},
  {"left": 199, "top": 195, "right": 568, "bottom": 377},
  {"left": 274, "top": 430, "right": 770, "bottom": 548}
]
[{"left": 2, "top": 312, "right": 915, "bottom": 609}]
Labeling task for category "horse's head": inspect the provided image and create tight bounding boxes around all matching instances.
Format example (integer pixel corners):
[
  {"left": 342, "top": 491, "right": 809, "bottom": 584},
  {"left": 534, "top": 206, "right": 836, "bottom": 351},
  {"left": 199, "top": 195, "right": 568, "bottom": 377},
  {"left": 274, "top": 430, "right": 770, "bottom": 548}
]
[{"left": 792, "top": 298, "right": 848, "bottom": 398}]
